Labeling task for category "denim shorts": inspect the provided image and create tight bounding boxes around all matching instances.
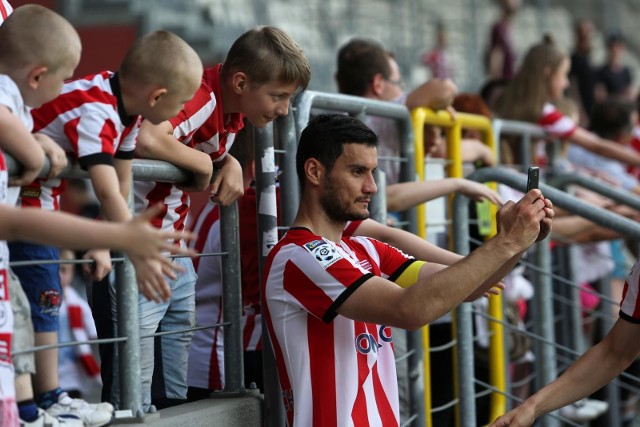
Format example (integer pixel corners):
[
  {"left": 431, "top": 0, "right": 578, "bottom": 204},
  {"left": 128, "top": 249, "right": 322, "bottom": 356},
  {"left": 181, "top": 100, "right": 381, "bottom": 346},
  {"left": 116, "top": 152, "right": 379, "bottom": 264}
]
[{"left": 8, "top": 242, "right": 61, "bottom": 332}]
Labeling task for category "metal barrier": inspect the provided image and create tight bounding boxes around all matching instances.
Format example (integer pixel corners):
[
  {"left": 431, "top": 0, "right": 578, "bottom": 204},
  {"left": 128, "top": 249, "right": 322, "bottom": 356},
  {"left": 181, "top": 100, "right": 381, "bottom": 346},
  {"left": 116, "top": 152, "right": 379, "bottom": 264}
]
[
  {"left": 548, "top": 171, "right": 640, "bottom": 427},
  {"left": 410, "top": 107, "right": 507, "bottom": 426},
  {"left": 6, "top": 156, "right": 245, "bottom": 420},
  {"left": 463, "top": 167, "right": 640, "bottom": 426}
]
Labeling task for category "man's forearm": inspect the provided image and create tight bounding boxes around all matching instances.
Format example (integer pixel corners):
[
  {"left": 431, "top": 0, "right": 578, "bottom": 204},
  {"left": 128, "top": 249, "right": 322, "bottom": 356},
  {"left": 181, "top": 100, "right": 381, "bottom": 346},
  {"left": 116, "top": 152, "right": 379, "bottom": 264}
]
[{"left": 403, "top": 236, "right": 521, "bottom": 327}]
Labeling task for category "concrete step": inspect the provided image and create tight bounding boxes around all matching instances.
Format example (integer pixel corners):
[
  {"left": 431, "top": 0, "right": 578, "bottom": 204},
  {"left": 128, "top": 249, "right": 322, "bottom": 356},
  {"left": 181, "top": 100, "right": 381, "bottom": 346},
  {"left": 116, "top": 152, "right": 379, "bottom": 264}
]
[{"left": 112, "top": 392, "right": 263, "bottom": 426}]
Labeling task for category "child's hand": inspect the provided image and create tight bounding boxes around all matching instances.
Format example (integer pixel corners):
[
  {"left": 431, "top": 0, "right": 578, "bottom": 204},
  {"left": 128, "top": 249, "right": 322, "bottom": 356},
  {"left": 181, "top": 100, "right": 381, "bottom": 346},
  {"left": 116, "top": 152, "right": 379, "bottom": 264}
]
[
  {"left": 33, "top": 133, "right": 68, "bottom": 179},
  {"left": 457, "top": 179, "right": 503, "bottom": 205},
  {"left": 209, "top": 154, "right": 244, "bottom": 206},
  {"left": 123, "top": 204, "right": 198, "bottom": 302},
  {"left": 82, "top": 249, "right": 113, "bottom": 281}
]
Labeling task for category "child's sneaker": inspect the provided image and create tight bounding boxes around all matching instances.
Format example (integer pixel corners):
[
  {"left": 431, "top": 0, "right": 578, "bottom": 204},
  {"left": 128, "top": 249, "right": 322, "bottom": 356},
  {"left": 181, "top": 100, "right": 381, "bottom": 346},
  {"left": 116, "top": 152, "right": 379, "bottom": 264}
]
[
  {"left": 45, "top": 392, "right": 113, "bottom": 427},
  {"left": 20, "top": 408, "right": 83, "bottom": 427}
]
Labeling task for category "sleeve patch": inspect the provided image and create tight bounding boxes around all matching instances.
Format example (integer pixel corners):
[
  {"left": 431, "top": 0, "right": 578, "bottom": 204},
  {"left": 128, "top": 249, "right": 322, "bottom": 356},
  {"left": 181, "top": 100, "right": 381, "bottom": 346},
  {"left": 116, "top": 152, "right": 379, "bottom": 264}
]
[{"left": 303, "top": 239, "right": 343, "bottom": 270}]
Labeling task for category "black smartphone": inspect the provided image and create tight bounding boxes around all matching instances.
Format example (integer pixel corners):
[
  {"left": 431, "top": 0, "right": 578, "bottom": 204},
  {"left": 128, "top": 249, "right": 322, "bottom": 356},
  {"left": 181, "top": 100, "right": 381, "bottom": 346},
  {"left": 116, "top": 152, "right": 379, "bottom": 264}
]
[{"left": 526, "top": 166, "right": 540, "bottom": 192}]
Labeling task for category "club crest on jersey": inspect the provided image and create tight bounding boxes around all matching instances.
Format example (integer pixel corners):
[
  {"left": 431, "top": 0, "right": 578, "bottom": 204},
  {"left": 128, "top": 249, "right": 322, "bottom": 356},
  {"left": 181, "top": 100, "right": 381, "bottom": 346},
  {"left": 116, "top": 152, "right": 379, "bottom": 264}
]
[{"left": 304, "top": 239, "right": 342, "bottom": 269}]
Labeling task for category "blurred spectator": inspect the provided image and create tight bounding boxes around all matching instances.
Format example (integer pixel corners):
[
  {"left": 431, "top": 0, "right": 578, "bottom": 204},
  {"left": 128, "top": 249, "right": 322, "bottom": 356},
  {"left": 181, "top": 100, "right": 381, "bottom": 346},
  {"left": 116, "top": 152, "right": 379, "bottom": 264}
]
[
  {"left": 493, "top": 34, "right": 640, "bottom": 168},
  {"left": 485, "top": 0, "right": 520, "bottom": 79},
  {"left": 421, "top": 21, "right": 454, "bottom": 80},
  {"left": 425, "top": 93, "right": 496, "bottom": 169},
  {"left": 58, "top": 249, "right": 102, "bottom": 399},
  {"left": 595, "top": 32, "right": 635, "bottom": 101},
  {"left": 569, "top": 19, "right": 597, "bottom": 120},
  {"left": 479, "top": 77, "right": 511, "bottom": 112}
]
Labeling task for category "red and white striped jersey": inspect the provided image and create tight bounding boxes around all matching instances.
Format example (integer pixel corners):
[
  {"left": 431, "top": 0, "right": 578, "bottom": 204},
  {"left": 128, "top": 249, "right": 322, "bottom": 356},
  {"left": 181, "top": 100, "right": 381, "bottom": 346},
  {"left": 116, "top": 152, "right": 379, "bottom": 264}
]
[
  {"left": 343, "top": 220, "right": 363, "bottom": 237},
  {"left": 263, "top": 228, "right": 416, "bottom": 427},
  {"left": 0, "top": 148, "right": 16, "bottom": 420},
  {"left": 0, "top": 74, "right": 32, "bottom": 206},
  {"left": 134, "top": 64, "right": 244, "bottom": 236},
  {"left": 627, "top": 124, "right": 640, "bottom": 179},
  {"left": 0, "top": 0, "right": 12, "bottom": 23},
  {"left": 539, "top": 103, "right": 577, "bottom": 139},
  {"left": 620, "top": 257, "right": 640, "bottom": 322},
  {"left": 187, "top": 187, "right": 265, "bottom": 389},
  {"left": 22, "top": 71, "right": 139, "bottom": 211}
]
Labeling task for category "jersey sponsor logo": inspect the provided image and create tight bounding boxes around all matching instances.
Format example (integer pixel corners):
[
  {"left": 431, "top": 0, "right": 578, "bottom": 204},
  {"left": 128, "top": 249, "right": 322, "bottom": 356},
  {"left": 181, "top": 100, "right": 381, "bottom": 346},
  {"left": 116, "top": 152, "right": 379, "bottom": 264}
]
[
  {"left": 20, "top": 187, "right": 41, "bottom": 199},
  {"left": 355, "top": 325, "right": 392, "bottom": 354},
  {"left": 304, "top": 239, "right": 342, "bottom": 270}
]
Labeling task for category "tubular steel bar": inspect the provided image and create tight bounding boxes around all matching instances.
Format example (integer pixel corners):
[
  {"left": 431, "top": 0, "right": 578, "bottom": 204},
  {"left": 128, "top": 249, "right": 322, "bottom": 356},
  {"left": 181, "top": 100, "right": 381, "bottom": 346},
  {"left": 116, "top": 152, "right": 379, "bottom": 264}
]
[
  {"left": 116, "top": 185, "right": 143, "bottom": 417},
  {"left": 220, "top": 202, "right": 245, "bottom": 394},
  {"left": 254, "top": 123, "right": 286, "bottom": 426},
  {"left": 467, "top": 168, "right": 640, "bottom": 240},
  {"left": 451, "top": 193, "right": 477, "bottom": 427},
  {"left": 548, "top": 172, "right": 640, "bottom": 211}
]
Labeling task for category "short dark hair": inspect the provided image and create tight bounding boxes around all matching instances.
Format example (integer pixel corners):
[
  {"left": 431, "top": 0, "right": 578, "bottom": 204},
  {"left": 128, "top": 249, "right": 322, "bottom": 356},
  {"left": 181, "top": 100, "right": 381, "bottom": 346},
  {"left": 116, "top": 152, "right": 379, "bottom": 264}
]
[
  {"left": 296, "top": 114, "right": 378, "bottom": 190},
  {"left": 589, "top": 98, "right": 634, "bottom": 140},
  {"left": 336, "top": 38, "right": 391, "bottom": 96}
]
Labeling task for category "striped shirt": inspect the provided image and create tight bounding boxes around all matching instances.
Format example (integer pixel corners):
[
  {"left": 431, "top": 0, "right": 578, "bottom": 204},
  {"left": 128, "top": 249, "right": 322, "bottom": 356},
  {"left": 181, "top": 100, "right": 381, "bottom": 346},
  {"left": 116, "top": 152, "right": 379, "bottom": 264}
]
[
  {"left": 23, "top": 71, "right": 138, "bottom": 211},
  {"left": 263, "top": 228, "right": 415, "bottom": 427},
  {"left": 0, "top": 0, "right": 12, "bottom": 22},
  {"left": 0, "top": 74, "right": 31, "bottom": 206},
  {"left": 0, "top": 148, "right": 16, "bottom": 419},
  {"left": 0, "top": 8, "right": 19, "bottom": 422},
  {"left": 627, "top": 124, "right": 640, "bottom": 179},
  {"left": 539, "top": 102, "right": 577, "bottom": 139},
  {"left": 186, "top": 187, "right": 264, "bottom": 390},
  {"left": 134, "top": 64, "right": 244, "bottom": 236}
]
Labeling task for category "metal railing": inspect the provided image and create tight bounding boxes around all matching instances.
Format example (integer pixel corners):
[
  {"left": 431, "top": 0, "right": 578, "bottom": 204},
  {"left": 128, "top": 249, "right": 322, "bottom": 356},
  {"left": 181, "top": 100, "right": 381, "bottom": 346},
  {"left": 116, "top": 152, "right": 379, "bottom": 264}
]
[
  {"left": 6, "top": 156, "right": 245, "bottom": 419},
  {"left": 462, "top": 167, "right": 640, "bottom": 427}
]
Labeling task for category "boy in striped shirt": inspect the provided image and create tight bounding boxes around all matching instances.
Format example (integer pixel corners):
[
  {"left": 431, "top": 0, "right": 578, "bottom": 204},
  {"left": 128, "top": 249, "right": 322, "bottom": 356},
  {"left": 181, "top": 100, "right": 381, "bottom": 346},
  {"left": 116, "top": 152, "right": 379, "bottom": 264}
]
[{"left": 132, "top": 26, "right": 310, "bottom": 411}]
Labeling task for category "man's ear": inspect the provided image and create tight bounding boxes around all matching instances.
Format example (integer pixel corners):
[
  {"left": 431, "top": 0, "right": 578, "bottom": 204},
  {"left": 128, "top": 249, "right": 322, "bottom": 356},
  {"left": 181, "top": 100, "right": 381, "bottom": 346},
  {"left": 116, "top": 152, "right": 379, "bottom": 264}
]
[
  {"left": 371, "top": 73, "right": 385, "bottom": 97},
  {"left": 27, "top": 66, "right": 48, "bottom": 90},
  {"left": 232, "top": 72, "right": 248, "bottom": 95},
  {"left": 148, "top": 87, "right": 168, "bottom": 107},
  {"left": 304, "top": 158, "right": 324, "bottom": 187}
]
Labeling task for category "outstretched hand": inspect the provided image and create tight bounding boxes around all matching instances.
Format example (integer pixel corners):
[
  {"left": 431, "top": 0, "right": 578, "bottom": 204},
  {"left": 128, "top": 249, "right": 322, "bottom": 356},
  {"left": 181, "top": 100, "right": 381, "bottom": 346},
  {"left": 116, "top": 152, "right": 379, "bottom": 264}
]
[
  {"left": 489, "top": 403, "right": 536, "bottom": 427},
  {"left": 123, "top": 204, "right": 197, "bottom": 302},
  {"left": 459, "top": 180, "right": 503, "bottom": 206}
]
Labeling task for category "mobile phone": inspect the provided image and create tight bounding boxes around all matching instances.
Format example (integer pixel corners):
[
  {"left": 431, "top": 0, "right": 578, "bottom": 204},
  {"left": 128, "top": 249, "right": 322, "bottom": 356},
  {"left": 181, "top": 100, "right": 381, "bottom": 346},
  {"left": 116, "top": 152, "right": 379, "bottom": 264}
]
[{"left": 526, "top": 166, "right": 540, "bottom": 192}]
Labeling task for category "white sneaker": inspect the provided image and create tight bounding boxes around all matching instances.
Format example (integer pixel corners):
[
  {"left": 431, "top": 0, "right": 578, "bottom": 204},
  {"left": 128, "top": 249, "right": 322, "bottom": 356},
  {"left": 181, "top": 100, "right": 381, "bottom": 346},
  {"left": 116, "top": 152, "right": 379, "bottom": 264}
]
[
  {"left": 20, "top": 408, "right": 83, "bottom": 427},
  {"left": 45, "top": 393, "right": 113, "bottom": 427},
  {"left": 559, "top": 398, "right": 609, "bottom": 422}
]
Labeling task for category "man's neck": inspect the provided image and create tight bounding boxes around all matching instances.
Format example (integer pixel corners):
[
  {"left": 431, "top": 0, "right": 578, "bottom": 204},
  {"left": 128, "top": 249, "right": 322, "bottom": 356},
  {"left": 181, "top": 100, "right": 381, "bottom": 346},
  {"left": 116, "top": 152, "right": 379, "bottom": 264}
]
[{"left": 293, "top": 200, "right": 345, "bottom": 243}]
